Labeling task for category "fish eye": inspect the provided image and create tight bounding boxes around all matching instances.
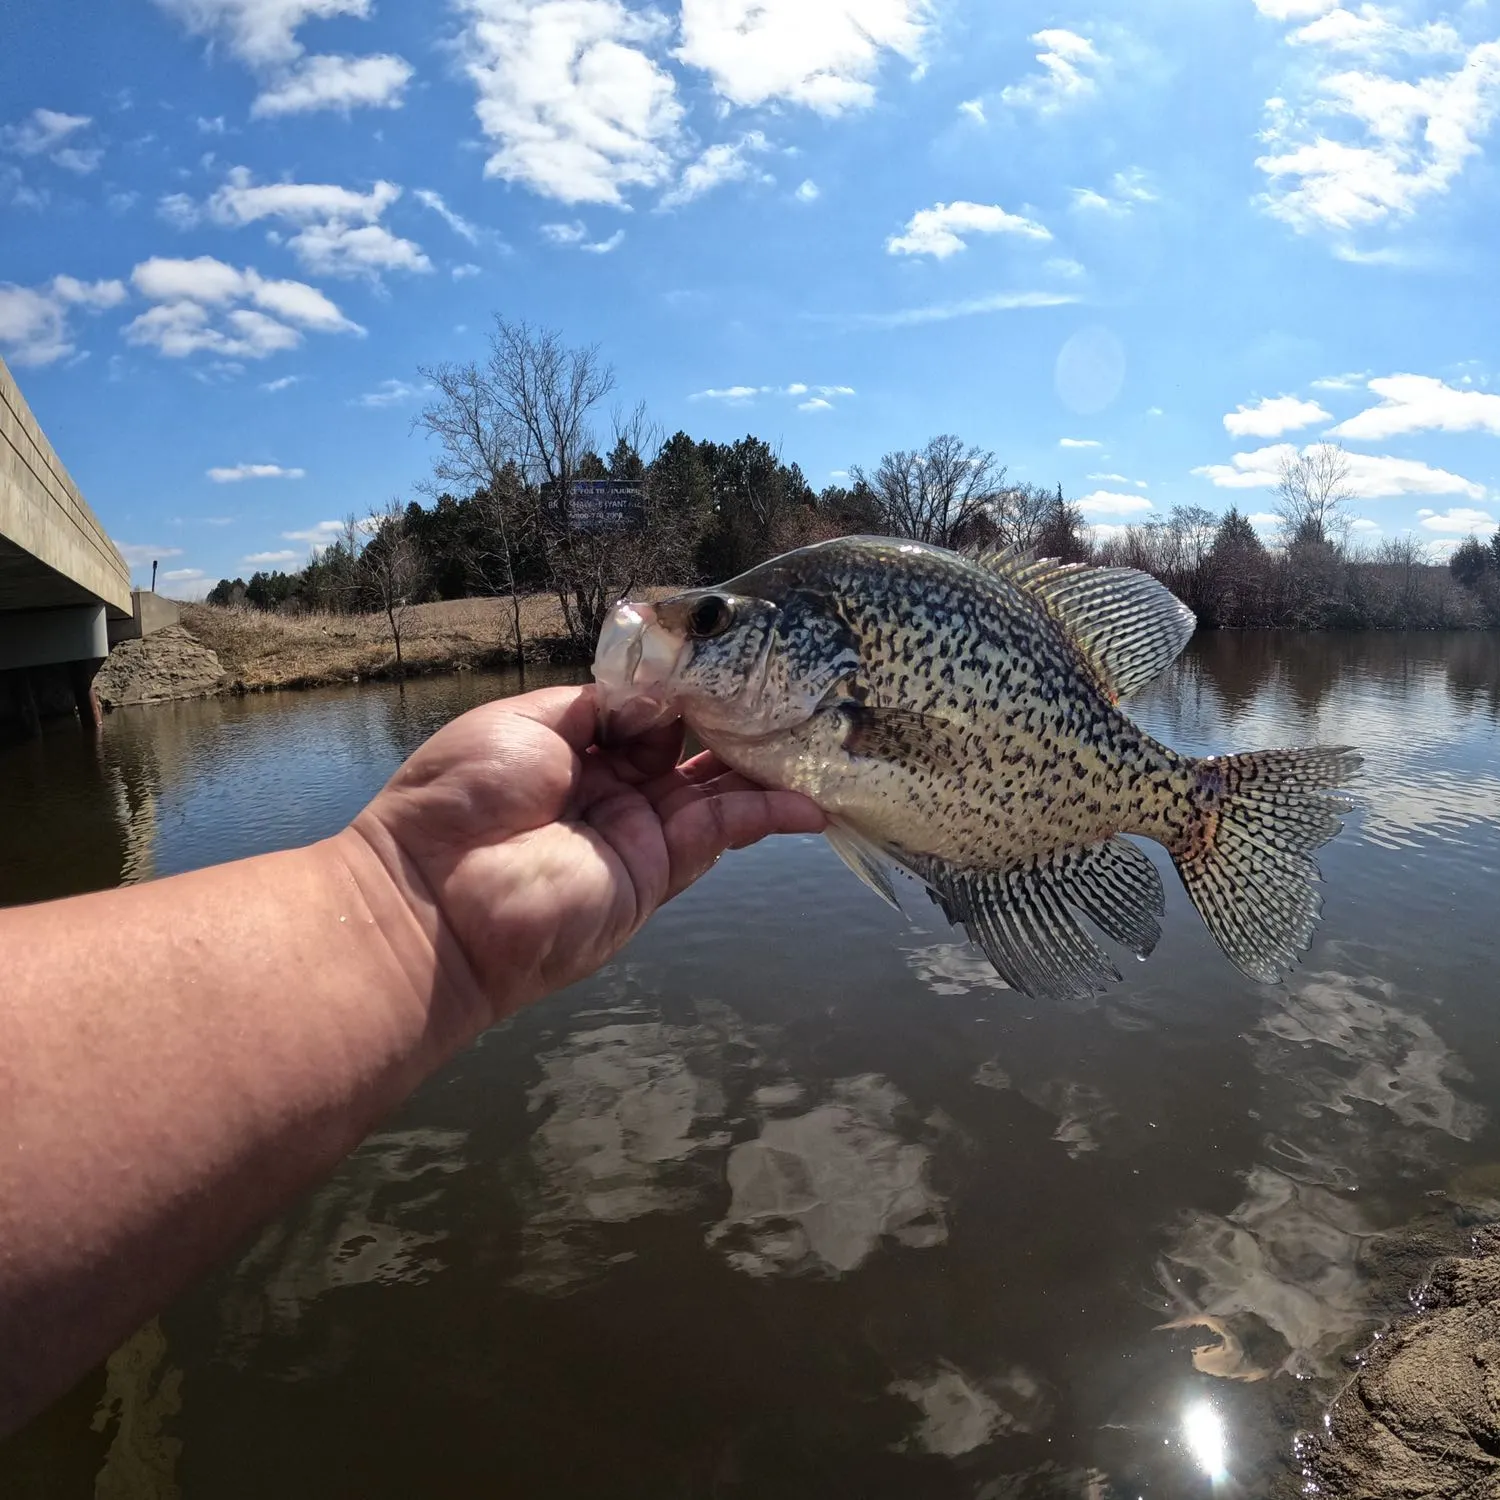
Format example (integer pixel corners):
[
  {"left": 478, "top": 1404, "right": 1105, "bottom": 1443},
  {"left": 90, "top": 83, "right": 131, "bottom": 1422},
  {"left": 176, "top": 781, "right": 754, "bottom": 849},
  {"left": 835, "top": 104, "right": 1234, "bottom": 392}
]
[{"left": 687, "top": 595, "right": 734, "bottom": 639}]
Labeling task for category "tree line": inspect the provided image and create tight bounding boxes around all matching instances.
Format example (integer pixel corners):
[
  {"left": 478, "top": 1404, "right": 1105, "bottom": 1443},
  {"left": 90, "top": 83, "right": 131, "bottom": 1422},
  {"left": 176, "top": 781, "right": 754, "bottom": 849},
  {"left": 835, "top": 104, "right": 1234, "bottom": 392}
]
[{"left": 205, "top": 315, "right": 1500, "bottom": 660}]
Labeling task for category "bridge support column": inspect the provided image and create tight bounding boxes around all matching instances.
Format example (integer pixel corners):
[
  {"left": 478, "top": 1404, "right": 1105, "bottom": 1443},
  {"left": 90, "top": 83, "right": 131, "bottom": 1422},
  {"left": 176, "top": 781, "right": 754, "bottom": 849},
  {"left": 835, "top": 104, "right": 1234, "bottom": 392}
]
[{"left": 0, "top": 605, "right": 108, "bottom": 740}]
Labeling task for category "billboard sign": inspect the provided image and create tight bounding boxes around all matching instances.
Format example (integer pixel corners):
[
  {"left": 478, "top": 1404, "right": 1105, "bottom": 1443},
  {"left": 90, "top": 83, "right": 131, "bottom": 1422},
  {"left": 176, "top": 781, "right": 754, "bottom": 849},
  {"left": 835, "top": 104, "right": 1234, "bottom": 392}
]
[{"left": 570, "top": 479, "right": 641, "bottom": 532}]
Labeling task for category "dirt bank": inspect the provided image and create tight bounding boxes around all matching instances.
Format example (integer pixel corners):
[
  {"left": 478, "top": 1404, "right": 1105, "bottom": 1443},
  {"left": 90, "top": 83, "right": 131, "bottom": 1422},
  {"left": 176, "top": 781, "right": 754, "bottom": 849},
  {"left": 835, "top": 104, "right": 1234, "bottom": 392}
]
[
  {"left": 94, "top": 625, "right": 228, "bottom": 708},
  {"left": 1301, "top": 1222, "right": 1500, "bottom": 1497}
]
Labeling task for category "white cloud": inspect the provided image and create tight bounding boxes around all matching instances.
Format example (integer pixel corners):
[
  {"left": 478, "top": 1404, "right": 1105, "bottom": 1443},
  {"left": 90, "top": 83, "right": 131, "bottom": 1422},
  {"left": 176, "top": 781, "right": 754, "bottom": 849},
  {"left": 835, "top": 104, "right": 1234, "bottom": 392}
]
[
  {"left": 659, "top": 131, "right": 773, "bottom": 209},
  {"left": 152, "top": 0, "right": 413, "bottom": 117},
  {"left": 208, "top": 462, "right": 305, "bottom": 482},
  {"left": 826, "top": 290, "right": 1078, "bottom": 330},
  {"left": 1417, "top": 506, "right": 1495, "bottom": 533},
  {"left": 1068, "top": 168, "right": 1157, "bottom": 215},
  {"left": 540, "top": 220, "right": 626, "bottom": 252},
  {"left": 675, "top": 0, "right": 929, "bottom": 115},
  {"left": 159, "top": 192, "right": 201, "bottom": 228},
  {"left": 191, "top": 168, "right": 429, "bottom": 279},
  {"left": 958, "top": 98, "right": 986, "bottom": 123},
  {"left": 1045, "top": 256, "right": 1085, "bottom": 278},
  {"left": 243, "top": 550, "right": 299, "bottom": 564},
  {"left": 260, "top": 374, "right": 301, "bottom": 391},
  {"left": 1001, "top": 29, "right": 1103, "bottom": 113},
  {"left": 1255, "top": 0, "right": 1337, "bottom": 18},
  {"left": 209, "top": 169, "right": 402, "bottom": 226},
  {"left": 691, "top": 384, "right": 764, "bottom": 401},
  {"left": 1311, "top": 369, "right": 1369, "bottom": 390},
  {"left": 353, "top": 378, "right": 423, "bottom": 407},
  {"left": 0, "top": 108, "right": 100, "bottom": 172},
  {"left": 1223, "top": 394, "right": 1333, "bottom": 437},
  {"left": 162, "top": 566, "right": 207, "bottom": 582},
  {"left": 795, "top": 178, "right": 820, "bottom": 202},
  {"left": 0, "top": 275, "right": 127, "bottom": 366},
  {"left": 690, "top": 381, "right": 853, "bottom": 405},
  {"left": 125, "top": 256, "right": 362, "bottom": 359},
  {"left": 886, "top": 200, "right": 1050, "bottom": 258},
  {"left": 1087, "top": 471, "right": 1133, "bottom": 482},
  {"left": 1193, "top": 442, "right": 1485, "bottom": 499},
  {"left": 452, "top": 262, "right": 482, "bottom": 279},
  {"left": 1058, "top": 437, "right": 1100, "bottom": 448},
  {"left": 458, "top": 0, "right": 682, "bottom": 206},
  {"left": 415, "top": 188, "right": 480, "bottom": 243},
  {"left": 1349, "top": 516, "right": 1381, "bottom": 533},
  {"left": 1078, "top": 490, "right": 1153, "bottom": 514},
  {"left": 288, "top": 221, "right": 432, "bottom": 276},
  {"left": 250, "top": 52, "right": 412, "bottom": 116},
  {"left": 1289, "top": 7, "right": 1461, "bottom": 59},
  {"left": 1331, "top": 373, "right": 1500, "bottom": 440},
  {"left": 281, "top": 517, "right": 375, "bottom": 552},
  {"left": 1255, "top": 30, "right": 1500, "bottom": 236},
  {"left": 115, "top": 543, "right": 185, "bottom": 567}
]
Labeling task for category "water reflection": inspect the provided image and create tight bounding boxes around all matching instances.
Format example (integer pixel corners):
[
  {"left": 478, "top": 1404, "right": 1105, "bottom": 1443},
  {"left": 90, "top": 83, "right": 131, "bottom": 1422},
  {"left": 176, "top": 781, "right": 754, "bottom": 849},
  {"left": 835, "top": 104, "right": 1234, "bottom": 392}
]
[{"left": 1, "top": 636, "right": 1498, "bottom": 1496}]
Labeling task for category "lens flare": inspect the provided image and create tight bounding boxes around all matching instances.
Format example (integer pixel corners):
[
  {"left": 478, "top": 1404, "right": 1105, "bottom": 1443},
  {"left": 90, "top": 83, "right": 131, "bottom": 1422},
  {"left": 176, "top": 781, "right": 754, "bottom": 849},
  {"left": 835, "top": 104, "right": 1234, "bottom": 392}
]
[{"left": 1183, "top": 1400, "right": 1228, "bottom": 1481}]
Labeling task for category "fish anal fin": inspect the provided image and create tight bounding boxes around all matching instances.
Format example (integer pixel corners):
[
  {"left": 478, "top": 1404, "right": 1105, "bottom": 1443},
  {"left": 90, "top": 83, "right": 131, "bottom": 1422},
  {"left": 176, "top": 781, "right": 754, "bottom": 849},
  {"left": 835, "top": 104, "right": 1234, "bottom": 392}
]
[
  {"left": 968, "top": 548, "right": 1196, "bottom": 700},
  {"left": 916, "top": 836, "right": 1166, "bottom": 1002}
]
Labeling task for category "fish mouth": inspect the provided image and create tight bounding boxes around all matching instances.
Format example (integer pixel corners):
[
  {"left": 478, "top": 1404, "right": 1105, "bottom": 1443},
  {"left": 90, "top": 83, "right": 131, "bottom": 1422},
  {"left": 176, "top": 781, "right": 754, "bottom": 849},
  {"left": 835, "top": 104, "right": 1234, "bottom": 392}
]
[{"left": 592, "top": 600, "right": 687, "bottom": 741}]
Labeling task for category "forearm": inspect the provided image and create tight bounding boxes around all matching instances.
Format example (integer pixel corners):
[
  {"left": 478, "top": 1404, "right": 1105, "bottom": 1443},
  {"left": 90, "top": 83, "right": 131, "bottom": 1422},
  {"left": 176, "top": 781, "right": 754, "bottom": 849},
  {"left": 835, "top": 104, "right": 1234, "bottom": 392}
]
[{"left": 0, "top": 829, "right": 474, "bottom": 1434}]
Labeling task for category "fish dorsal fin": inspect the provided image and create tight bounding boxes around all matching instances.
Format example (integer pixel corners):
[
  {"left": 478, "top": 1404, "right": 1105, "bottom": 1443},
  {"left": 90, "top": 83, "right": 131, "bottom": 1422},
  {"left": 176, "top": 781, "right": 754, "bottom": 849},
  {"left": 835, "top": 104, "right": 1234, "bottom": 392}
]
[{"left": 970, "top": 548, "right": 1196, "bottom": 701}]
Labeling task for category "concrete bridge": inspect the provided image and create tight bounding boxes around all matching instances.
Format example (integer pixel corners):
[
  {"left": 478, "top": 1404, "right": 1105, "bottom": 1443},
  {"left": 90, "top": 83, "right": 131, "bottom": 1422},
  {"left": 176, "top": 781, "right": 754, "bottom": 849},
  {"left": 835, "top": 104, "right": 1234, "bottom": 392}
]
[{"left": 1, "top": 354, "right": 171, "bottom": 737}]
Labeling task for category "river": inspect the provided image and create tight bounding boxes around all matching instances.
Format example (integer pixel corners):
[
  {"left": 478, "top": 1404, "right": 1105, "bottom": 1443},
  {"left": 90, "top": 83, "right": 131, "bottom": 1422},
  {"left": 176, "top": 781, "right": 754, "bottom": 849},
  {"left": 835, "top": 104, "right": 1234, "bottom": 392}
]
[{"left": 2, "top": 633, "right": 1499, "bottom": 1497}]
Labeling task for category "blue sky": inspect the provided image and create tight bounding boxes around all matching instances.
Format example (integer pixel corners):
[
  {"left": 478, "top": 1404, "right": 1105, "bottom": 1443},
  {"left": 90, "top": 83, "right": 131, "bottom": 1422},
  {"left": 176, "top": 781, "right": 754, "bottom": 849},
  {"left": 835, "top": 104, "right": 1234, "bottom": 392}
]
[{"left": 3, "top": 0, "right": 1499, "bottom": 597}]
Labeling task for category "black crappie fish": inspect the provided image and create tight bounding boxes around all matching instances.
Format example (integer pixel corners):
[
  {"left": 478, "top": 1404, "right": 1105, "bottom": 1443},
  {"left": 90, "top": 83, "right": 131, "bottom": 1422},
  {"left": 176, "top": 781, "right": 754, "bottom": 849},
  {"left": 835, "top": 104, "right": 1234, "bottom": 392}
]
[{"left": 593, "top": 536, "right": 1360, "bottom": 1002}]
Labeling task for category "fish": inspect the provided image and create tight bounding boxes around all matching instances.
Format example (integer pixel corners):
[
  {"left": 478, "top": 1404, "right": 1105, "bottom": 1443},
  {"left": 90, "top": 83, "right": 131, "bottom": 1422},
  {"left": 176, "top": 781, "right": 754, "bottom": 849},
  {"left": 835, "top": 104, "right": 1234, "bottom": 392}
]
[{"left": 592, "top": 536, "right": 1361, "bottom": 1002}]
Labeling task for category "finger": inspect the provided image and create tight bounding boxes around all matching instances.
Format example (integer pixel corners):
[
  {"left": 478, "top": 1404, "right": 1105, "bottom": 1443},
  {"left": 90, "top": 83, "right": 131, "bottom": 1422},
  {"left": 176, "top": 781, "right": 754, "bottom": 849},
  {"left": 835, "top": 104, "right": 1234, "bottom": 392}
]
[
  {"left": 659, "top": 787, "right": 826, "bottom": 901},
  {"left": 490, "top": 684, "right": 601, "bottom": 753},
  {"left": 602, "top": 717, "right": 687, "bottom": 785}
]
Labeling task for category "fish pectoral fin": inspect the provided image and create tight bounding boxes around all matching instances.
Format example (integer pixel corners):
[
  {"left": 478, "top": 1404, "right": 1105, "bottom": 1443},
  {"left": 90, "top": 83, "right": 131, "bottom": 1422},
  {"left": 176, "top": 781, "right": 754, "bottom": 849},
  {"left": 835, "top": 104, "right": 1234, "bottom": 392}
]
[
  {"left": 825, "top": 821, "right": 910, "bottom": 911},
  {"left": 919, "top": 837, "right": 1166, "bottom": 1003},
  {"left": 970, "top": 549, "right": 1196, "bottom": 701},
  {"left": 839, "top": 705, "right": 969, "bottom": 777}
]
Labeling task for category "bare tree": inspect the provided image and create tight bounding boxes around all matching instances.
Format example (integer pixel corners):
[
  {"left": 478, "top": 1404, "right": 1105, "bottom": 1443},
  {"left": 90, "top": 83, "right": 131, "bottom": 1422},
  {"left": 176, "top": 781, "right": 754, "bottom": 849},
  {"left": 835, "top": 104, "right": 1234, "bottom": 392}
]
[
  {"left": 416, "top": 359, "right": 532, "bottom": 663},
  {"left": 362, "top": 502, "right": 430, "bottom": 673},
  {"left": 853, "top": 434, "right": 1005, "bottom": 548},
  {"left": 1276, "top": 444, "right": 1355, "bottom": 547},
  {"left": 421, "top": 317, "right": 624, "bottom": 653}
]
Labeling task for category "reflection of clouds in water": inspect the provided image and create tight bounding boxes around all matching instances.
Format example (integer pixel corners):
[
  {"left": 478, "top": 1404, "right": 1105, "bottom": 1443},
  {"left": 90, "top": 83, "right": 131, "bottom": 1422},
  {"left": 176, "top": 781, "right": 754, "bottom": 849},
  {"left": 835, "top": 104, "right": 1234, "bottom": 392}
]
[
  {"left": 91, "top": 1319, "right": 183, "bottom": 1500},
  {"left": 973, "top": 1063, "right": 1113, "bottom": 1159},
  {"left": 509, "top": 1005, "right": 951, "bottom": 1291},
  {"left": 904, "top": 941, "right": 1009, "bottom": 996},
  {"left": 1257, "top": 970, "right": 1483, "bottom": 1139},
  {"left": 1159, "top": 1166, "right": 1375, "bottom": 1380},
  {"left": 509, "top": 1009, "right": 736, "bottom": 1296},
  {"left": 219, "top": 1127, "right": 465, "bottom": 1366},
  {"left": 974, "top": 1464, "right": 1113, "bottom": 1499},
  {"left": 1358, "top": 767, "right": 1500, "bottom": 851},
  {"left": 1139, "top": 647, "right": 1500, "bottom": 854},
  {"left": 707, "top": 1075, "right": 947, "bottom": 1278},
  {"left": 1161, "top": 968, "right": 1482, "bottom": 1383},
  {"left": 889, "top": 1361, "right": 1051, "bottom": 1456}
]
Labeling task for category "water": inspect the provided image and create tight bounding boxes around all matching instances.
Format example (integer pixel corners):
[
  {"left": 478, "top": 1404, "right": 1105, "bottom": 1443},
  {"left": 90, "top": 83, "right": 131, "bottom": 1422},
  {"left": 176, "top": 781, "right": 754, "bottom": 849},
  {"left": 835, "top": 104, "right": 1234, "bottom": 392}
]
[{"left": 2, "top": 635, "right": 1498, "bottom": 1497}]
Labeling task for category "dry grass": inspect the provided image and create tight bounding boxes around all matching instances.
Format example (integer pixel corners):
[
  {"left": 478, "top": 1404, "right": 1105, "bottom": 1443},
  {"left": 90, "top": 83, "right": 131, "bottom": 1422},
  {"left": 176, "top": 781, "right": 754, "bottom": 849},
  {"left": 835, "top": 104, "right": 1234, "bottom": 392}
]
[
  {"left": 181, "top": 595, "right": 564, "bottom": 690},
  {"left": 179, "top": 591, "right": 676, "bottom": 691}
]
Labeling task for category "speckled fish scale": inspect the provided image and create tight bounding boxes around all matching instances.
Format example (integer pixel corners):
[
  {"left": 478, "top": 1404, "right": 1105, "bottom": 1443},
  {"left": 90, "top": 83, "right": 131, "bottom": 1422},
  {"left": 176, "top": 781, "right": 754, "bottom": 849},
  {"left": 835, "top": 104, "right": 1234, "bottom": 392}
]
[{"left": 596, "top": 536, "right": 1363, "bottom": 1002}]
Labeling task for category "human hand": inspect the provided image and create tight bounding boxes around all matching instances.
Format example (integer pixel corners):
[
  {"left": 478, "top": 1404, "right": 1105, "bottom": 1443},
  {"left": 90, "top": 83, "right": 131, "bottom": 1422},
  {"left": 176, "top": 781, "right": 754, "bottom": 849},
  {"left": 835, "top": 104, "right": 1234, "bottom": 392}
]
[{"left": 339, "top": 684, "right": 825, "bottom": 1034}]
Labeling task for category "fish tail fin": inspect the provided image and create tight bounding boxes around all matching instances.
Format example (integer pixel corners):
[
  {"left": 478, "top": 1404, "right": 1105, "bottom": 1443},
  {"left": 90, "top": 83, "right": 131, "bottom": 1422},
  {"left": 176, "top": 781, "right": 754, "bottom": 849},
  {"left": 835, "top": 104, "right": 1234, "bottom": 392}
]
[{"left": 1171, "top": 746, "right": 1361, "bottom": 983}]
